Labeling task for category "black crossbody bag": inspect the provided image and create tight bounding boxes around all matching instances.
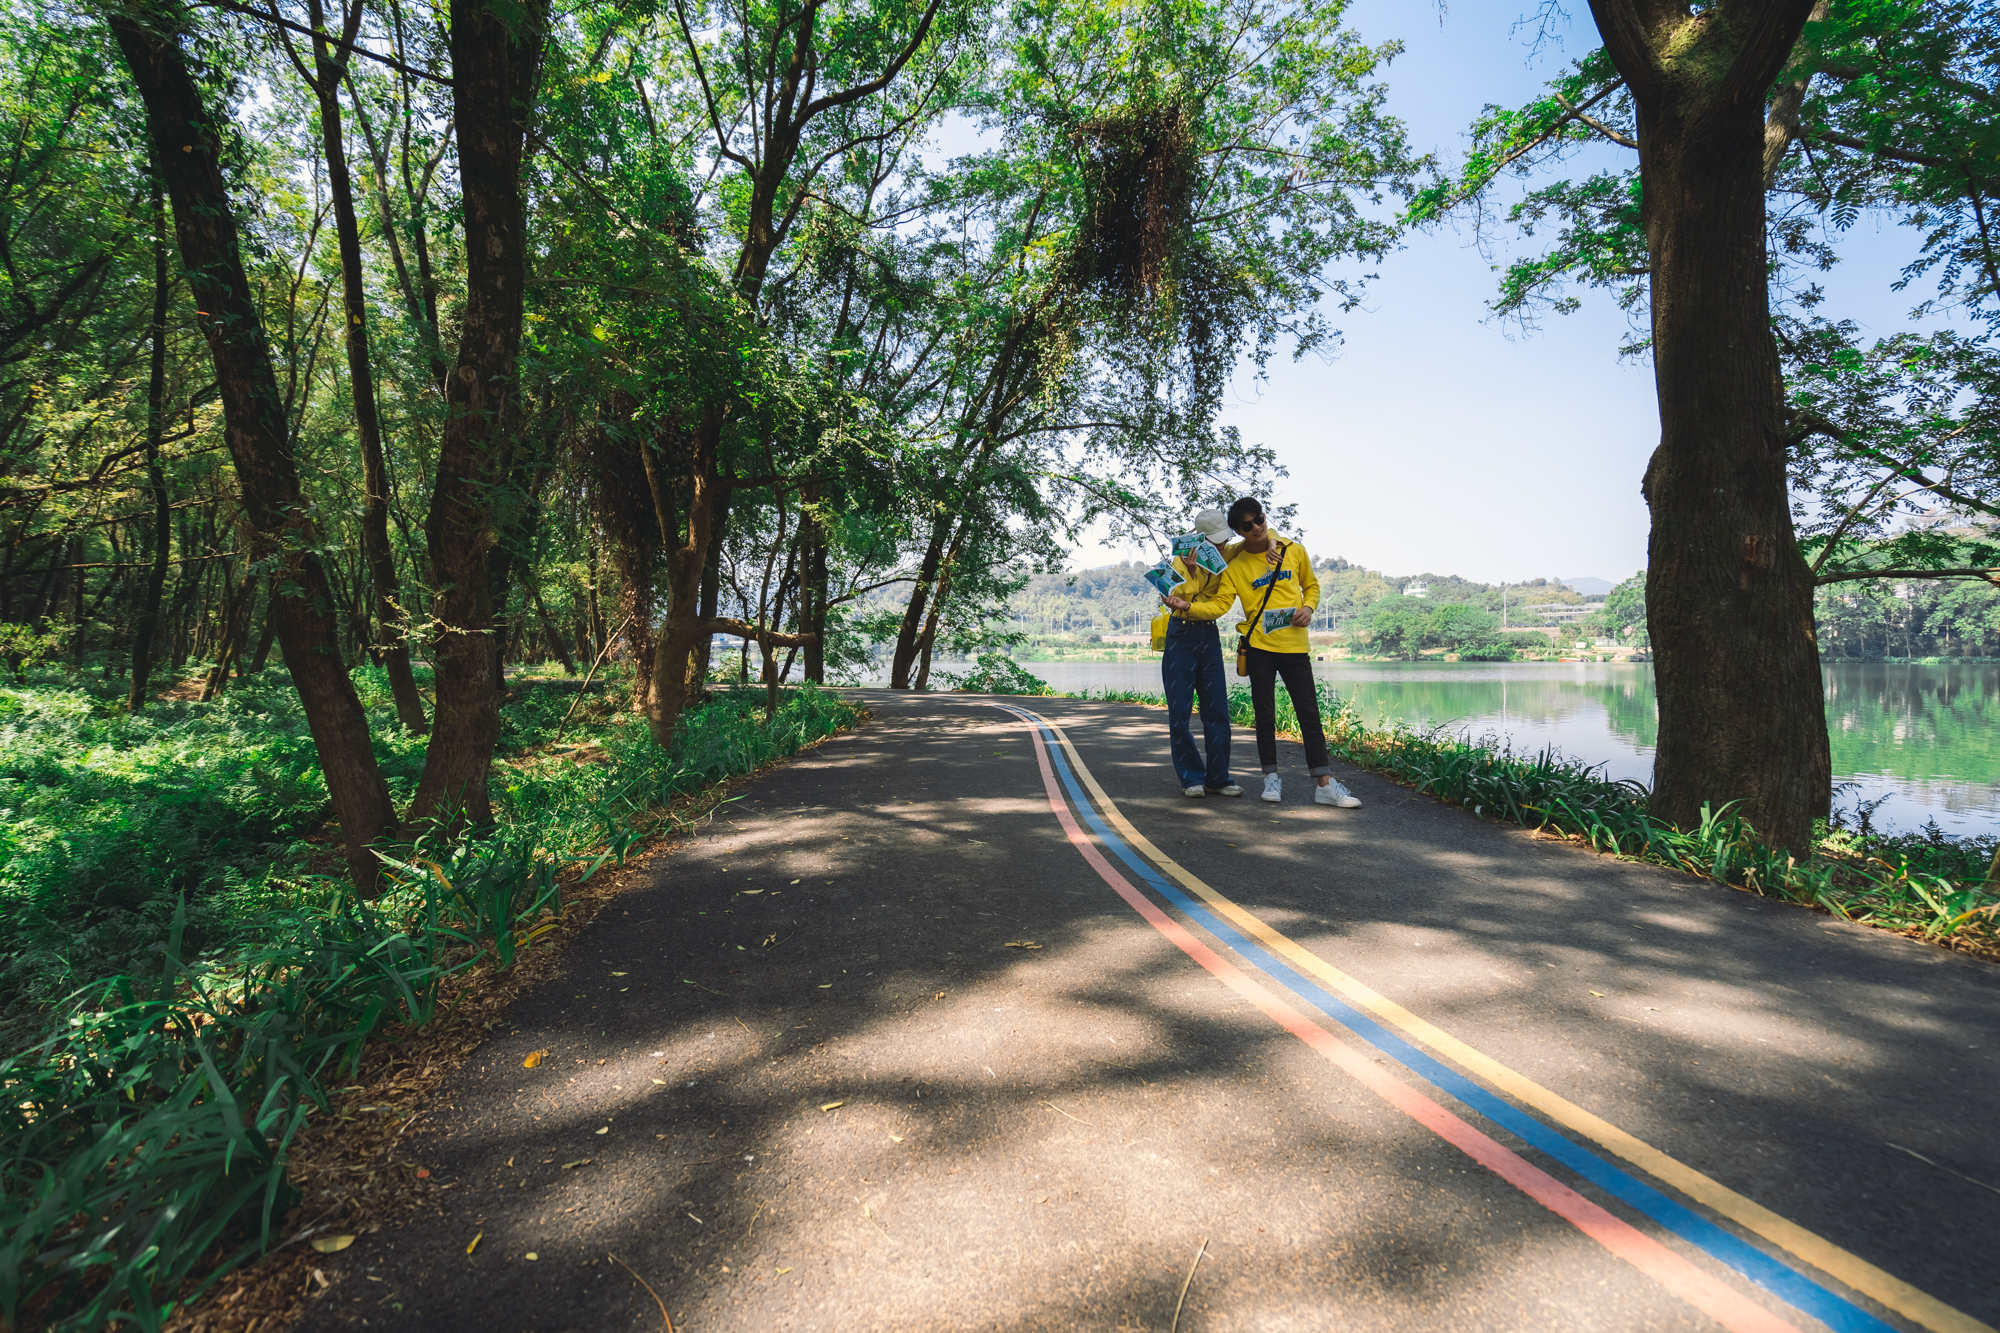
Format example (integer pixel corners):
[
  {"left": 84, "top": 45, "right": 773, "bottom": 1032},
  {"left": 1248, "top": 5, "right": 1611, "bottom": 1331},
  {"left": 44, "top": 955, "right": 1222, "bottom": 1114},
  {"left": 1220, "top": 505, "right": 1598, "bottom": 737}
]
[{"left": 1236, "top": 541, "right": 1288, "bottom": 677}]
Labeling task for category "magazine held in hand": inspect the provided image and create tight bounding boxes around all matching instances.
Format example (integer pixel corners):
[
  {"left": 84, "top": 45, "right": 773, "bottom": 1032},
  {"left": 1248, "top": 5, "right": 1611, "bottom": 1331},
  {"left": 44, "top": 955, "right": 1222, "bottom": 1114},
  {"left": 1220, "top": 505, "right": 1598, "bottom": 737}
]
[{"left": 1172, "top": 532, "right": 1229, "bottom": 575}]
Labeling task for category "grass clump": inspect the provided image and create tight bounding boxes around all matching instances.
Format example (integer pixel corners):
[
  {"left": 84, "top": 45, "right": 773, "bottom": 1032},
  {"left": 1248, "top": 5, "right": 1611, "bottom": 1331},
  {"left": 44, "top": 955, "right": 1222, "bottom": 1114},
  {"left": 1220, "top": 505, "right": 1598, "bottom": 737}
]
[
  {"left": 0, "top": 677, "right": 860, "bottom": 1331},
  {"left": 1061, "top": 679, "right": 2000, "bottom": 953}
]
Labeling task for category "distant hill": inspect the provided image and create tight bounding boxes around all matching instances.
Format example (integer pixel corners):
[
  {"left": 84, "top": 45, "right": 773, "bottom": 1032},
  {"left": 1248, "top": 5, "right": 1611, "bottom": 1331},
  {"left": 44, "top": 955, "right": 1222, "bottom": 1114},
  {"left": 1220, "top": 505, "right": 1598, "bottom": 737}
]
[
  {"left": 996, "top": 557, "right": 1589, "bottom": 637},
  {"left": 1561, "top": 576, "right": 1614, "bottom": 598}
]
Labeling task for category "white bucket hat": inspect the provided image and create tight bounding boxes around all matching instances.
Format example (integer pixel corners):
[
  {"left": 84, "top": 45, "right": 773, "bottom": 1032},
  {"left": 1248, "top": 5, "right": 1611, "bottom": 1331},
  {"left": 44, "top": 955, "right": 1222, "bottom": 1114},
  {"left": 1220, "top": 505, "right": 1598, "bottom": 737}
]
[{"left": 1192, "top": 508, "right": 1233, "bottom": 545}]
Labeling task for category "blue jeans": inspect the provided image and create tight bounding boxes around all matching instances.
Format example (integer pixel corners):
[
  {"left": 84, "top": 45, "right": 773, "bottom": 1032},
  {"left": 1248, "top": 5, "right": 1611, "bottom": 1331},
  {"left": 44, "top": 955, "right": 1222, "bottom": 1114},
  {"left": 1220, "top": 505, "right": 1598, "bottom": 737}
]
[{"left": 1162, "top": 618, "right": 1232, "bottom": 789}]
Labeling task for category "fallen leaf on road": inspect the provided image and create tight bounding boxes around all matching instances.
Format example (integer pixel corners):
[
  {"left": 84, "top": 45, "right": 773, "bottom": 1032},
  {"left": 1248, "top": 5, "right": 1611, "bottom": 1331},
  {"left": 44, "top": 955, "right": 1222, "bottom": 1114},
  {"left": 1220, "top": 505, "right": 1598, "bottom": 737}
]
[
  {"left": 818, "top": 983, "right": 833, "bottom": 988},
  {"left": 311, "top": 1235, "right": 356, "bottom": 1254},
  {"left": 741, "top": 889, "right": 764, "bottom": 895},
  {"left": 1590, "top": 991, "right": 1606, "bottom": 997},
  {"left": 820, "top": 1101, "right": 846, "bottom": 1112},
  {"left": 652, "top": 1078, "right": 667, "bottom": 1085},
  {"left": 561, "top": 1159, "right": 593, "bottom": 1170},
  {"left": 522, "top": 1050, "right": 549, "bottom": 1068},
  {"left": 777, "top": 1267, "right": 793, "bottom": 1275},
  {"left": 1004, "top": 941, "right": 1043, "bottom": 949},
  {"left": 791, "top": 879, "right": 801, "bottom": 884},
  {"left": 610, "top": 971, "right": 627, "bottom": 976},
  {"left": 466, "top": 1232, "right": 482, "bottom": 1255},
  {"left": 525, "top": 1252, "right": 539, "bottom": 1261},
  {"left": 888, "top": 1134, "right": 904, "bottom": 1143},
  {"left": 415, "top": 1168, "right": 430, "bottom": 1178},
  {"left": 595, "top": 1126, "right": 610, "bottom": 1135}
]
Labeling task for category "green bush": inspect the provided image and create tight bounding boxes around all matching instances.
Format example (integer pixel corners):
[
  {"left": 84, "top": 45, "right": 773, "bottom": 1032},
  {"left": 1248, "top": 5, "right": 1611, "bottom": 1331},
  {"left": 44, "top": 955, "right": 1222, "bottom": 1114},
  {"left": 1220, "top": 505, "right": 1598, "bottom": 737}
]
[{"left": 0, "top": 681, "right": 860, "bottom": 1331}]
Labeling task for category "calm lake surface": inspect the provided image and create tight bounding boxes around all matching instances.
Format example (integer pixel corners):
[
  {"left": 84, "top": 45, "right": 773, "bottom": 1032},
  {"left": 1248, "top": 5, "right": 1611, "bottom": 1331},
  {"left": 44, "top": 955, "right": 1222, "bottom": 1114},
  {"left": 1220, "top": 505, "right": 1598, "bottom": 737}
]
[{"left": 902, "top": 659, "right": 2000, "bottom": 837}]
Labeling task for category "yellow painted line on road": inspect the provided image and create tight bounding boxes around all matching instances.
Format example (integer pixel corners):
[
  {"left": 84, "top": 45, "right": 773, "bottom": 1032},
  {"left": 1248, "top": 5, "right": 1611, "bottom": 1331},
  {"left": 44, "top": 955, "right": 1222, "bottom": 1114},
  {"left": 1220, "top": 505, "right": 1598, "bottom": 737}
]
[{"left": 1037, "top": 714, "right": 1992, "bottom": 1333}]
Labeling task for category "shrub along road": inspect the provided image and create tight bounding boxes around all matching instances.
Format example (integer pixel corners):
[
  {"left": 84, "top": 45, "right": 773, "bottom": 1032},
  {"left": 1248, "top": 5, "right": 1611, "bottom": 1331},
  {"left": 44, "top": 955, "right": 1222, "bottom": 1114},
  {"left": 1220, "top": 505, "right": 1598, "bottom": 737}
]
[{"left": 292, "top": 692, "right": 2000, "bottom": 1333}]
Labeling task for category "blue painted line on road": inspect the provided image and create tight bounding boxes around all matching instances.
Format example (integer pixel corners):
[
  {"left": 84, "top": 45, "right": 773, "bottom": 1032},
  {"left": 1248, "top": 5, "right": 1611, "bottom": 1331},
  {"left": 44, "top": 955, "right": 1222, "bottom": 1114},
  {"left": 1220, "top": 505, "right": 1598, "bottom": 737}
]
[{"left": 1020, "top": 711, "right": 1897, "bottom": 1333}]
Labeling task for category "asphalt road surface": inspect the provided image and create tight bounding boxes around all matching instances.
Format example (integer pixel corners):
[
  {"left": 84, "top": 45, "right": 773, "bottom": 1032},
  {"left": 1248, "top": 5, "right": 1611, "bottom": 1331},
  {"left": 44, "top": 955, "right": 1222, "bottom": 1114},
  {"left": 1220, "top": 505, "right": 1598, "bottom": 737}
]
[{"left": 294, "top": 691, "right": 2000, "bottom": 1333}]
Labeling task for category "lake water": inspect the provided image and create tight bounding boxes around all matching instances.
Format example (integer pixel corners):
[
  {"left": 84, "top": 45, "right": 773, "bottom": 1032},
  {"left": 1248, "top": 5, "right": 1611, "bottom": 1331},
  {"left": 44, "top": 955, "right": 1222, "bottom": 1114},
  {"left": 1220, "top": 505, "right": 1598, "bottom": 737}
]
[{"left": 900, "top": 659, "right": 2000, "bottom": 837}]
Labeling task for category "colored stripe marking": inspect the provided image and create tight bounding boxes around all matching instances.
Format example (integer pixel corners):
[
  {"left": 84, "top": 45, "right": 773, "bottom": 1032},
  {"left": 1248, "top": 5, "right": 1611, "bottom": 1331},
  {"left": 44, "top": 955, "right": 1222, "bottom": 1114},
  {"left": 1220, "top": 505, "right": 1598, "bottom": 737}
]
[
  {"left": 1019, "top": 705, "right": 1989, "bottom": 1333},
  {"left": 997, "top": 704, "right": 1802, "bottom": 1333}
]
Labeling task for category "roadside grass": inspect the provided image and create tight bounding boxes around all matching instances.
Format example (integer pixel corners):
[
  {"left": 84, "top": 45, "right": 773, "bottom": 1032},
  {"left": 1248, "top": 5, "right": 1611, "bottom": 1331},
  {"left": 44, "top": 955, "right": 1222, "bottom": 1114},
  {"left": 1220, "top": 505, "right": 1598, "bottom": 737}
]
[
  {"left": 0, "top": 673, "right": 861, "bottom": 1331},
  {"left": 1051, "top": 677, "right": 2000, "bottom": 955}
]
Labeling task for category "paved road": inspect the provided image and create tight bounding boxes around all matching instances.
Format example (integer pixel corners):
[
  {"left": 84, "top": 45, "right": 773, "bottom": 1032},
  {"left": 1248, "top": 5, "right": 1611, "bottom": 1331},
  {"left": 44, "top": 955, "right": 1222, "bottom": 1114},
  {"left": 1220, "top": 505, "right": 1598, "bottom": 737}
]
[{"left": 296, "top": 691, "right": 2000, "bottom": 1333}]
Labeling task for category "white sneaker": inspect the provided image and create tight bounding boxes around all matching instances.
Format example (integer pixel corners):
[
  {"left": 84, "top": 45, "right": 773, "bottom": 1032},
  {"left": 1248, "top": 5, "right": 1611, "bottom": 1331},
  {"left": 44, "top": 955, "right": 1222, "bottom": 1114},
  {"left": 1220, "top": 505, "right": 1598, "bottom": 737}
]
[
  {"left": 1183, "top": 784, "right": 1207, "bottom": 798},
  {"left": 1315, "top": 779, "right": 1362, "bottom": 808},
  {"left": 1261, "top": 774, "right": 1283, "bottom": 803},
  {"left": 1209, "top": 782, "right": 1243, "bottom": 797}
]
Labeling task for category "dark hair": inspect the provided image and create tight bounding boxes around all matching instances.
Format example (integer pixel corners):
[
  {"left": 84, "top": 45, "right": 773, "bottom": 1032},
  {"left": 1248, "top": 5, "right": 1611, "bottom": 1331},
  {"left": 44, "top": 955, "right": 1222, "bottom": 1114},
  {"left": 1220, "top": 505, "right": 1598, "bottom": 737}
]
[{"left": 1227, "top": 496, "right": 1265, "bottom": 532}]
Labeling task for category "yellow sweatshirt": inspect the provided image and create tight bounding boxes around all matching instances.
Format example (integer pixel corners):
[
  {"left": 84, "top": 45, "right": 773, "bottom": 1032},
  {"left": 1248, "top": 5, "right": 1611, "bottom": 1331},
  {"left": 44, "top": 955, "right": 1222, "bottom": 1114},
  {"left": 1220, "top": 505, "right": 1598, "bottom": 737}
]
[
  {"left": 1168, "top": 540, "right": 1241, "bottom": 620},
  {"left": 1184, "top": 535, "right": 1319, "bottom": 653}
]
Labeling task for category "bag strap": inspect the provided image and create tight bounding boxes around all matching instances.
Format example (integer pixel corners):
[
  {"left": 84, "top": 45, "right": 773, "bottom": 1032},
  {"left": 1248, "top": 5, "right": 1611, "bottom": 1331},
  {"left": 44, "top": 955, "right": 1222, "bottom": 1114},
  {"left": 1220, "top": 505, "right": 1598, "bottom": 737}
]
[{"left": 1245, "top": 541, "right": 1288, "bottom": 637}]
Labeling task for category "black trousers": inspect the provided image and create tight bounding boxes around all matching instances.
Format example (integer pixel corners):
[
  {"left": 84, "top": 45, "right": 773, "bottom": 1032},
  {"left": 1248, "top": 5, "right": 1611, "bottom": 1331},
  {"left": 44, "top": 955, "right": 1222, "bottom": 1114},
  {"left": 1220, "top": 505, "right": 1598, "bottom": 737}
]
[{"left": 1245, "top": 644, "right": 1330, "bottom": 774}]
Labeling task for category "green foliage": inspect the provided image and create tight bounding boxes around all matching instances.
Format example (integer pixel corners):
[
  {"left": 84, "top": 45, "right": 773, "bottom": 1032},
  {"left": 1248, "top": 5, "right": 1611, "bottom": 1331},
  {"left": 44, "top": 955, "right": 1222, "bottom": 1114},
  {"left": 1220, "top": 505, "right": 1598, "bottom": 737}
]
[
  {"left": 935, "top": 652, "right": 1057, "bottom": 695},
  {"left": 0, "top": 682, "right": 861, "bottom": 1330},
  {"left": 1362, "top": 596, "right": 1501, "bottom": 657},
  {"left": 0, "top": 675, "right": 431, "bottom": 1009},
  {"left": 1362, "top": 596, "right": 1432, "bottom": 658}
]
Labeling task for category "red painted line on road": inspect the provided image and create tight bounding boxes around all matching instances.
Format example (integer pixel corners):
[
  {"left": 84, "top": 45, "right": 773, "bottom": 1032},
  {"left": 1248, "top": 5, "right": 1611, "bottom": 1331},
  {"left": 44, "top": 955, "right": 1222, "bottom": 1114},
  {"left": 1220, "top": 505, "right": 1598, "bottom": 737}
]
[{"left": 1009, "top": 706, "right": 1802, "bottom": 1333}]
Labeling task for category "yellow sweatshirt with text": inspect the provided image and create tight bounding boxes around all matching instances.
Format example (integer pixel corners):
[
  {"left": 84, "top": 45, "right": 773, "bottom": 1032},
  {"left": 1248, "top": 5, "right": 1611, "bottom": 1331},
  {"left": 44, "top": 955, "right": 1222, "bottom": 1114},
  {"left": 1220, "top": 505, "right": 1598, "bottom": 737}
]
[{"left": 1183, "top": 536, "right": 1319, "bottom": 653}]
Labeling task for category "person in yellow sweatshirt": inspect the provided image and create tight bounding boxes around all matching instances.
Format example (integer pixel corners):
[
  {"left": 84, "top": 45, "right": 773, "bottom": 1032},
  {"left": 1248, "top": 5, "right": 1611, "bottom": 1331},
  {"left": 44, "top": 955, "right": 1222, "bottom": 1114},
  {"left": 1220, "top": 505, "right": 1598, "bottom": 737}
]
[{"left": 1164, "top": 496, "right": 1362, "bottom": 808}]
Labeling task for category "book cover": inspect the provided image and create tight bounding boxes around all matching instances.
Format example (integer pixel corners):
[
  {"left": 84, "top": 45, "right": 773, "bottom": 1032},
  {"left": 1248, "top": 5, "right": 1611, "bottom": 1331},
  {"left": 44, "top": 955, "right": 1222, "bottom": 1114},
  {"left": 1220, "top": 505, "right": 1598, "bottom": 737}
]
[
  {"left": 1173, "top": 532, "right": 1228, "bottom": 575},
  {"left": 1262, "top": 607, "right": 1299, "bottom": 634},
  {"left": 1143, "top": 560, "right": 1179, "bottom": 598}
]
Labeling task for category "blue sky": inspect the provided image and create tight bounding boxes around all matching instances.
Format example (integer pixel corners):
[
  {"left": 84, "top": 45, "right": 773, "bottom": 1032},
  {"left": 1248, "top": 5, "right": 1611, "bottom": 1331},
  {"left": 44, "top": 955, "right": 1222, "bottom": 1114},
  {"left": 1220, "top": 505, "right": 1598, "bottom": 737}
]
[{"left": 1073, "top": 1, "right": 1948, "bottom": 585}]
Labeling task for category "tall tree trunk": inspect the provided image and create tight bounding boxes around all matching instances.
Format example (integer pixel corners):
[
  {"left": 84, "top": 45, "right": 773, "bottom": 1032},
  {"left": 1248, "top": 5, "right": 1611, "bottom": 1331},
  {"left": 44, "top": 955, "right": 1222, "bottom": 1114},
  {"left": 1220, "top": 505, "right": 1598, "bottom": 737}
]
[
  {"left": 799, "top": 485, "right": 827, "bottom": 684},
  {"left": 199, "top": 566, "right": 255, "bottom": 701},
  {"left": 694, "top": 501, "right": 724, "bottom": 687},
  {"left": 588, "top": 397, "right": 656, "bottom": 710},
  {"left": 309, "top": 0, "right": 428, "bottom": 733},
  {"left": 641, "top": 409, "right": 721, "bottom": 745},
  {"left": 889, "top": 515, "right": 949, "bottom": 689},
  {"left": 247, "top": 588, "right": 279, "bottom": 673},
  {"left": 112, "top": 7, "right": 397, "bottom": 886},
  {"left": 410, "top": 0, "right": 547, "bottom": 826},
  {"left": 127, "top": 166, "right": 173, "bottom": 713},
  {"left": 1587, "top": 0, "right": 1828, "bottom": 852},
  {"left": 912, "top": 555, "right": 954, "bottom": 692},
  {"left": 528, "top": 582, "right": 576, "bottom": 673}
]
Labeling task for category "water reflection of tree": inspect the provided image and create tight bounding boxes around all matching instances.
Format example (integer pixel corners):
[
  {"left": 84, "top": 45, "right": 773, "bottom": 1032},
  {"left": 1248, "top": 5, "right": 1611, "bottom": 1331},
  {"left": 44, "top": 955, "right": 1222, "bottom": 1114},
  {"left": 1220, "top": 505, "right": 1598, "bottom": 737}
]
[
  {"left": 1823, "top": 664, "right": 2000, "bottom": 783},
  {"left": 1337, "top": 670, "right": 1659, "bottom": 750}
]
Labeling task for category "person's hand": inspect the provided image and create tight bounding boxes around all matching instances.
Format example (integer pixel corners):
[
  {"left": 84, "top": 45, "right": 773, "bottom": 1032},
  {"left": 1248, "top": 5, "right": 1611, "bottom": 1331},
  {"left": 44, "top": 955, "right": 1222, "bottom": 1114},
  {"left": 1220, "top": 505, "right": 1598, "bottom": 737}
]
[
  {"left": 1265, "top": 545, "right": 1283, "bottom": 568},
  {"left": 1164, "top": 595, "right": 1191, "bottom": 612},
  {"left": 1291, "top": 606, "right": 1313, "bottom": 628}
]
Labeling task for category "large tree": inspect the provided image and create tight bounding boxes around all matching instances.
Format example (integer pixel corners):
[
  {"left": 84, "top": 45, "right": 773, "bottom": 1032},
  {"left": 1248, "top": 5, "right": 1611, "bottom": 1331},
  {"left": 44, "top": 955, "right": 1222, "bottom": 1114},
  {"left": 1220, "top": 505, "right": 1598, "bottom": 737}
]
[
  {"left": 409, "top": 0, "right": 549, "bottom": 825},
  {"left": 1411, "top": 1, "right": 2000, "bottom": 849},
  {"left": 1583, "top": 0, "right": 1828, "bottom": 851},
  {"left": 109, "top": 0, "right": 400, "bottom": 884}
]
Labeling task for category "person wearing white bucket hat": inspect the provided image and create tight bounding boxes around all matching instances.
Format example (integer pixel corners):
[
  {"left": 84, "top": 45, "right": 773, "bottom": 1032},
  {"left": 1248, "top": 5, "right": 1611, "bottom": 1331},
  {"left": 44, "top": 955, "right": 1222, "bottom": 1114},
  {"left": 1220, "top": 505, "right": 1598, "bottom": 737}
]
[{"left": 1158, "top": 508, "right": 1241, "bottom": 797}]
